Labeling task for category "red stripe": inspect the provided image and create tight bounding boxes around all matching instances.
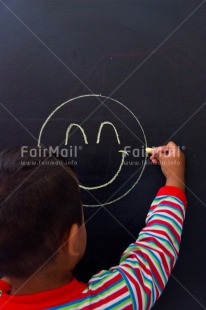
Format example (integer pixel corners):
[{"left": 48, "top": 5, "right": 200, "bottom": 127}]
[
  {"left": 88, "top": 285, "right": 128, "bottom": 309},
  {"left": 151, "top": 239, "right": 175, "bottom": 275},
  {"left": 120, "top": 252, "right": 155, "bottom": 282},
  {"left": 139, "top": 251, "right": 165, "bottom": 291},
  {"left": 140, "top": 230, "right": 178, "bottom": 259},
  {"left": 134, "top": 267, "right": 152, "bottom": 309},
  {"left": 119, "top": 267, "right": 143, "bottom": 309},
  {"left": 88, "top": 272, "right": 122, "bottom": 296},
  {"left": 152, "top": 209, "right": 183, "bottom": 225},
  {"left": 149, "top": 199, "right": 185, "bottom": 218},
  {"left": 137, "top": 239, "right": 173, "bottom": 277},
  {"left": 136, "top": 239, "right": 175, "bottom": 270},
  {"left": 147, "top": 219, "right": 180, "bottom": 243},
  {"left": 140, "top": 228, "right": 178, "bottom": 254},
  {"left": 155, "top": 200, "right": 185, "bottom": 217}
]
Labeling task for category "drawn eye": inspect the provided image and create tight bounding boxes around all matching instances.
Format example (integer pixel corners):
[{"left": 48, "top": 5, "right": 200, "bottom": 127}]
[
  {"left": 96, "top": 121, "right": 120, "bottom": 145},
  {"left": 65, "top": 123, "right": 88, "bottom": 145}
]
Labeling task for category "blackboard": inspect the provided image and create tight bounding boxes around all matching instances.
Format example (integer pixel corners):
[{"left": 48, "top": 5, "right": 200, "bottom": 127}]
[{"left": 0, "top": 1, "right": 206, "bottom": 309}]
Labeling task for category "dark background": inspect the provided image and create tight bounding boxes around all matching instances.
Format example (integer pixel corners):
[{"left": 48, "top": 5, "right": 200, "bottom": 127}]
[{"left": 0, "top": 1, "right": 206, "bottom": 309}]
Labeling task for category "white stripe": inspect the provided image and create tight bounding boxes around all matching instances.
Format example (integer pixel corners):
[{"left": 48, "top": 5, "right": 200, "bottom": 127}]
[
  {"left": 146, "top": 213, "right": 182, "bottom": 237},
  {"left": 141, "top": 220, "right": 180, "bottom": 251},
  {"left": 136, "top": 236, "right": 175, "bottom": 266},
  {"left": 149, "top": 206, "right": 183, "bottom": 222},
  {"left": 134, "top": 248, "right": 166, "bottom": 294},
  {"left": 122, "top": 229, "right": 178, "bottom": 262},
  {"left": 146, "top": 212, "right": 182, "bottom": 231},
  {"left": 80, "top": 282, "right": 127, "bottom": 308},
  {"left": 89, "top": 276, "right": 124, "bottom": 292},
  {"left": 152, "top": 211, "right": 182, "bottom": 228},
  {"left": 89, "top": 270, "right": 117, "bottom": 286},
  {"left": 121, "top": 257, "right": 158, "bottom": 296},
  {"left": 94, "top": 291, "right": 130, "bottom": 310},
  {"left": 139, "top": 228, "right": 179, "bottom": 255},
  {"left": 151, "top": 195, "right": 185, "bottom": 209},
  {"left": 129, "top": 254, "right": 158, "bottom": 305},
  {"left": 140, "top": 244, "right": 169, "bottom": 281},
  {"left": 135, "top": 241, "right": 171, "bottom": 274},
  {"left": 118, "top": 265, "right": 146, "bottom": 308}
]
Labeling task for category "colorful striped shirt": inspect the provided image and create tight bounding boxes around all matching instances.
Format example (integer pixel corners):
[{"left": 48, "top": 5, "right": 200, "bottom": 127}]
[{"left": 0, "top": 186, "right": 187, "bottom": 310}]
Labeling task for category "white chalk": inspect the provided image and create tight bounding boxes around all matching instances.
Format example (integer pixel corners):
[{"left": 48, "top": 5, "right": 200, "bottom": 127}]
[{"left": 145, "top": 147, "right": 153, "bottom": 154}]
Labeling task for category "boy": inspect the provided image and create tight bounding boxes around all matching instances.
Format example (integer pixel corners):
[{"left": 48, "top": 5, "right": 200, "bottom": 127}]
[{"left": 0, "top": 141, "right": 186, "bottom": 309}]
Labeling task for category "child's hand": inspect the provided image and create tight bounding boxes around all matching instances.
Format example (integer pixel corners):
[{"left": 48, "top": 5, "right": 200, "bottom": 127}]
[{"left": 150, "top": 141, "right": 185, "bottom": 192}]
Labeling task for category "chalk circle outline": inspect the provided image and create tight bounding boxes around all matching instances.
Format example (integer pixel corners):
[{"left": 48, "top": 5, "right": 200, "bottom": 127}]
[{"left": 38, "top": 94, "right": 148, "bottom": 207}]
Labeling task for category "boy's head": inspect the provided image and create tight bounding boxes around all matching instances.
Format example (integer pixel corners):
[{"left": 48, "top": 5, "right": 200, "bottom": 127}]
[{"left": 0, "top": 148, "right": 86, "bottom": 279}]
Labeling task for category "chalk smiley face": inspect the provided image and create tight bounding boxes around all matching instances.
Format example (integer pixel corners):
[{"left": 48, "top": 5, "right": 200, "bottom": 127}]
[
  {"left": 64, "top": 121, "right": 128, "bottom": 191},
  {"left": 38, "top": 94, "right": 147, "bottom": 207}
]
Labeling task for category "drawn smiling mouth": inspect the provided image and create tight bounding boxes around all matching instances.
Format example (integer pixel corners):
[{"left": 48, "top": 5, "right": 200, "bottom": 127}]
[{"left": 79, "top": 150, "right": 128, "bottom": 191}]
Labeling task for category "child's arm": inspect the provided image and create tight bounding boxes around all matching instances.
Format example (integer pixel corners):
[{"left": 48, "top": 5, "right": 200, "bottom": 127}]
[
  {"left": 82, "top": 141, "right": 186, "bottom": 309},
  {"left": 112, "top": 184, "right": 186, "bottom": 309}
]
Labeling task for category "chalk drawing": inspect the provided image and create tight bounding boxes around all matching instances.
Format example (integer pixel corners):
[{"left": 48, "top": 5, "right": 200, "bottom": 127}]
[
  {"left": 38, "top": 94, "right": 147, "bottom": 207},
  {"left": 64, "top": 121, "right": 124, "bottom": 190},
  {"left": 65, "top": 123, "right": 88, "bottom": 145},
  {"left": 96, "top": 121, "right": 120, "bottom": 144},
  {"left": 79, "top": 150, "right": 128, "bottom": 190}
]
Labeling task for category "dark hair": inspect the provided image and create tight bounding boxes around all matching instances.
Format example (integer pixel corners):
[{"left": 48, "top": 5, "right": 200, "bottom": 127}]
[{"left": 0, "top": 148, "right": 82, "bottom": 278}]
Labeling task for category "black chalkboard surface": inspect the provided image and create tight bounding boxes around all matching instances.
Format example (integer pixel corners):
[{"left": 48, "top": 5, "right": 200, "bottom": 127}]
[{"left": 0, "top": 1, "right": 206, "bottom": 309}]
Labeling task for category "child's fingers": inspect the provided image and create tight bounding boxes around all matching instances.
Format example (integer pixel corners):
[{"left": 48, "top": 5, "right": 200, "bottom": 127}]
[
  {"left": 149, "top": 156, "right": 159, "bottom": 164},
  {"left": 151, "top": 146, "right": 169, "bottom": 159},
  {"left": 167, "top": 141, "right": 177, "bottom": 149},
  {"left": 166, "top": 141, "right": 179, "bottom": 154}
]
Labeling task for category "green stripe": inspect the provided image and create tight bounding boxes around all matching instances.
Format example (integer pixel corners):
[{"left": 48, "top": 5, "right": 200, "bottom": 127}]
[
  {"left": 72, "top": 279, "right": 124, "bottom": 307},
  {"left": 53, "top": 279, "right": 124, "bottom": 310},
  {"left": 141, "top": 247, "right": 167, "bottom": 284},
  {"left": 154, "top": 204, "right": 184, "bottom": 217},
  {"left": 153, "top": 196, "right": 184, "bottom": 208},
  {"left": 91, "top": 270, "right": 108, "bottom": 279},
  {"left": 123, "top": 243, "right": 170, "bottom": 286},
  {"left": 119, "top": 257, "right": 156, "bottom": 306},
  {"left": 146, "top": 224, "right": 179, "bottom": 249},
  {"left": 111, "top": 295, "right": 131, "bottom": 310},
  {"left": 139, "top": 236, "right": 175, "bottom": 256},
  {"left": 90, "top": 273, "right": 115, "bottom": 289},
  {"left": 129, "top": 255, "right": 156, "bottom": 306},
  {"left": 53, "top": 280, "right": 123, "bottom": 309},
  {"left": 136, "top": 248, "right": 166, "bottom": 291},
  {"left": 149, "top": 213, "right": 182, "bottom": 234},
  {"left": 139, "top": 231, "right": 178, "bottom": 254}
]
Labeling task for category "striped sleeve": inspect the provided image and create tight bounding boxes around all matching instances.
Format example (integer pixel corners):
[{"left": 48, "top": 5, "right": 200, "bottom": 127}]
[
  {"left": 109, "top": 185, "right": 187, "bottom": 309},
  {"left": 48, "top": 186, "right": 187, "bottom": 310}
]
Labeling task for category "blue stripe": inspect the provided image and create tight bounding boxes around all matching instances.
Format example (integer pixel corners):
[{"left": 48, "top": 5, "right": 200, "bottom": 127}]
[
  {"left": 148, "top": 213, "right": 182, "bottom": 231},
  {"left": 169, "top": 196, "right": 184, "bottom": 207},
  {"left": 106, "top": 294, "right": 131, "bottom": 309},
  {"left": 154, "top": 195, "right": 184, "bottom": 208},
  {"left": 146, "top": 204, "right": 183, "bottom": 225},
  {"left": 138, "top": 232, "right": 178, "bottom": 260},
  {"left": 157, "top": 203, "right": 184, "bottom": 215},
  {"left": 143, "top": 245, "right": 168, "bottom": 283},
  {"left": 117, "top": 268, "right": 137, "bottom": 310},
  {"left": 47, "top": 277, "right": 123, "bottom": 310},
  {"left": 89, "top": 271, "right": 111, "bottom": 285},
  {"left": 136, "top": 253, "right": 162, "bottom": 293},
  {"left": 124, "top": 258, "right": 155, "bottom": 305},
  {"left": 146, "top": 223, "right": 179, "bottom": 246}
]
